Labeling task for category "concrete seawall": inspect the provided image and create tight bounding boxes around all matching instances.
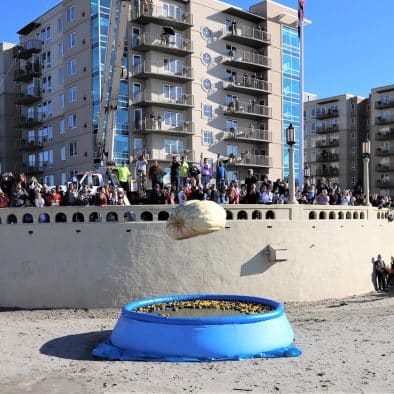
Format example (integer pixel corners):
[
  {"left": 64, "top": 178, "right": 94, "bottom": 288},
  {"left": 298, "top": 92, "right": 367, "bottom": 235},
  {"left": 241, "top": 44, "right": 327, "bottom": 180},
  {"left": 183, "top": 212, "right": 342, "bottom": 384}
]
[{"left": 0, "top": 205, "right": 390, "bottom": 308}]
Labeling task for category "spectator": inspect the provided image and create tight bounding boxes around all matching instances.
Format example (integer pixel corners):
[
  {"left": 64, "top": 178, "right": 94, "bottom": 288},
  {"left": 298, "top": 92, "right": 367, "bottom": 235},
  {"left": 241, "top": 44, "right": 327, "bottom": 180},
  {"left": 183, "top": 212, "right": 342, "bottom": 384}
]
[
  {"left": 47, "top": 188, "right": 62, "bottom": 206},
  {"left": 11, "top": 182, "right": 29, "bottom": 207},
  {"left": 245, "top": 169, "right": 258, "bottom": 194},
  {"left": 216, "top": 155, "right": 227, "bottom": 190},
  {"left": 200, "top": 153, "right": 212, "bottom": 187},
  {"left": 189, "top": 163, "right": 200, "bottom": 184},
  {"left": 95, "top": 186, "right": 108, "bottom": 206},
  {"left": 170, "top": 156, "right": 180, "bottom": 191},
  {"left": 315, "top": 189, "right": 330, "bottom": 205},
  {"left": 246, "top": 183, "right": 259, "bottom": 204},
  {"left": 150, "top": 184, "right": 164, "bottom": 204},
  {"left": 259, "top": 184, "right": 273, "bottom": 204},
  {"left": 374, "top": 254, "right": 386, "bottom": 291},
  {"left": 78, "top": 185, "right": 93, "bottom": 206},
  {"left": 148, "top": 160, "right": 164, "bottom": 189},
  {"left": 117, "top": 161, "right": 131, "bottom": 191},
  {"left": 0, "top": 187, "right": 10, "bottom": 208},
  {"left": 63, "top": 183, "right": 78, "bottom": 206},
  {"left": 179, "top": 156, "right": 190, "bottom": 189},
  {"left": 34, "top": 191, "right": 46, "bottom": 208},
  {"left": 163, "top": 185, "right": 176, "bottom": 205}
]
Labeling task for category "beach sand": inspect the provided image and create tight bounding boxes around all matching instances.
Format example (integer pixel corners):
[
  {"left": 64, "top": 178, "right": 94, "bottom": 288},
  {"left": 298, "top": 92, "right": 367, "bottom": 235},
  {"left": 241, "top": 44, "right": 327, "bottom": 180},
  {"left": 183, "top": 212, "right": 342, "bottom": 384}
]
[{"left": 0, "top": 288, "right": 393, "bottom": 394}]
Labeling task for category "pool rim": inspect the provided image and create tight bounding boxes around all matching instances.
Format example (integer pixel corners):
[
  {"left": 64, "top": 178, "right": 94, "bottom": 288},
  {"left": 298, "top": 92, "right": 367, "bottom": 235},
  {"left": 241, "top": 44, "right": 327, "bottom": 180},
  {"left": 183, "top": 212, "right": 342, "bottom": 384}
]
[{"left": 121, "top": 294, "right": 285, "bottom": 325}]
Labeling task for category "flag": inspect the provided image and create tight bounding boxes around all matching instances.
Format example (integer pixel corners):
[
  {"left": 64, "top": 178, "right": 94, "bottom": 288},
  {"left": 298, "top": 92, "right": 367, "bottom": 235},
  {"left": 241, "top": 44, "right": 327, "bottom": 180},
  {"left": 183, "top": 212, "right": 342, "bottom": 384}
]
[{"left": 298, "top": 0, "right": 305, "bottom": 38}]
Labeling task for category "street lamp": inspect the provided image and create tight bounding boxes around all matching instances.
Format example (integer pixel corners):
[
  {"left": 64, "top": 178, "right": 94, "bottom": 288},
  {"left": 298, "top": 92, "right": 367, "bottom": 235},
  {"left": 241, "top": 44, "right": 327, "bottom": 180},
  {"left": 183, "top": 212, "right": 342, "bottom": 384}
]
[
  {"left": 362, "top": 139, "right": 371, "bottom": 206},
  {"left": 286, "top": 123, "right": 297, "bottom": 204}
]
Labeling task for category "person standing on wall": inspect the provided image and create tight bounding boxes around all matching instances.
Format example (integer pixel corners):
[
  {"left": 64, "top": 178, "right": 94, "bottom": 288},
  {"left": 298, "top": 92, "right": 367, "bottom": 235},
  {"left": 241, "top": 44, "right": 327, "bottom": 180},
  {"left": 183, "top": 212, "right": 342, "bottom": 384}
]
[
  {"left": 200, "top": 153, "right": 212, "bottom": 187},
  {"left": 117, "top": 161, "right": 131, "bottom": 191},
  {"left": 374, "top": 254, "right": 386, "bottom": 291}
]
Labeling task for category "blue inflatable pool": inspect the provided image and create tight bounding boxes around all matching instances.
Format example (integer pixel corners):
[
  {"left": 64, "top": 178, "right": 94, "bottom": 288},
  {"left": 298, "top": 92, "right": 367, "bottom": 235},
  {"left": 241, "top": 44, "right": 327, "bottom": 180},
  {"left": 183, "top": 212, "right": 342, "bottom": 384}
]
[{"left": 92, "top": 294, "right": 301, "bottom": 361}]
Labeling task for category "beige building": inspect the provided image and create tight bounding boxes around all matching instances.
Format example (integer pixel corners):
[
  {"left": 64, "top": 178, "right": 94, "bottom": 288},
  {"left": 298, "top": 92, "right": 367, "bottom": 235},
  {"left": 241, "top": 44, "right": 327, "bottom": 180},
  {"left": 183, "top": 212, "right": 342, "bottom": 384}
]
[
  {"left": 5, "top": 0, "right": 304, "bottom": 186},
  {"left": 304, "top": 94, "right": 368, "bottom": 189}
]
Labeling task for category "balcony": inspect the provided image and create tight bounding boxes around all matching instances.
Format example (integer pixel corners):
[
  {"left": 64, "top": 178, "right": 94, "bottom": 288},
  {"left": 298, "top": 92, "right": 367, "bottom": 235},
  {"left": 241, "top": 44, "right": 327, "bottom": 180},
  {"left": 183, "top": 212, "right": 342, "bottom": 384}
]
[
  {"left": 131, "top": 5, "right": 193, "bottom": 30},
  {"left": 22, "top": 162, "right": 46, "bottom": 175},
  {"left": 16, "top": 114, "right": 43, "bottom": 129},
  {"left": 375, "top": 100, "right": 394, "bottom": 110},
  {"left": 223, "top": 78, "right": 272, "bottom": 96},
  {"left": 316, "top": 125, "right": 339, "bottom": 134},
  {"left": 376, "top": 179, "right": 394, "bottom": 188},
  {"left": 222, "top": 127, "right": 272, "bottom": 143},
  {"left": 133, "top": 91, "right": 194, "bottom": 109},
  {"left": 14, "top": 60, "right": 41, "bottom": 82},
  {"left": 223, "top": 100, "right": 272, "bottom": 120},
  {"left": 20, "top": 137, "right": 44, "bottom": 151},
  {"left": 221, "top": 25, "right": 271, "bottom": 48},
  {"left": 376, "top": 147, "right": 394, "bottom": 156},
  {"left": 15, "top": 85, "right": 41, "bottom": 105},
  {"left": 132, "top": 62, "right": 193, "bottom": 83},
  {"left": 315, "top": 168, "right": 339, "bottom": 177},
  {"left": 133, "top": 147, "right": 195, "bottom": 162},
  {"left": 222, "top": 50, "right": 271, "bottom": 72},
  {"left": 226, "top": 153, "right": 272, "bottom": 169},
  {"left": 376, "top": 129, "right": 394, "bottom": 140},
  {"left": 13, "top": 39, "right": 42, "bottom": 59},
  {"left": 315, "top": 139, "right": 339, "bottom": 148},
  {"left": 315, "top": 153, "right": 339, "bottom": 162},
  {"left": 132, "top": 32, "right": 193, "bottom": 56},
  {"left": 375, "top": 163, "right": 394, "bottom": 172},
  {"left": 314, "top": 109, "right": 339, "bottom": 119},
  {"left": 134, "top": 119, "right": 194, "bottom": 136},
  {"left": 376, "top": 116, "right": 394, "bottom": 125}
]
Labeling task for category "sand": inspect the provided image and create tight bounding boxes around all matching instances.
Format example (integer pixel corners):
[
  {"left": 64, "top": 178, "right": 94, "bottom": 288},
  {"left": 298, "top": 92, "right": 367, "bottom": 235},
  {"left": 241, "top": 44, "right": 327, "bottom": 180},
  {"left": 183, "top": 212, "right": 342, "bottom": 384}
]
[{"left": 0, "top": 289, "right": 393, "bottom": 394}]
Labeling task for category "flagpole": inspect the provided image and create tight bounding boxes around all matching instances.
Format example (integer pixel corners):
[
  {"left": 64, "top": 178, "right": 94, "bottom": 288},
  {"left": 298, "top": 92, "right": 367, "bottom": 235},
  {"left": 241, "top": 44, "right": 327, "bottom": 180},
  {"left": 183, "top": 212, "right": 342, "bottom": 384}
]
[{"left": 299, "top": 1, "right": 305, "bottom": 189}]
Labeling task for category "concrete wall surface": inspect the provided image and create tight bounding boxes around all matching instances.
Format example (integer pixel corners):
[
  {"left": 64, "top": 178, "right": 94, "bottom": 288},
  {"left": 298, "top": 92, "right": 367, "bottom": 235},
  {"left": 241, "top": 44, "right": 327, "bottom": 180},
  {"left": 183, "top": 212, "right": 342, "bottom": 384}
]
[{"left": 0, "top": 205, "right": 389, "bottom": 308}]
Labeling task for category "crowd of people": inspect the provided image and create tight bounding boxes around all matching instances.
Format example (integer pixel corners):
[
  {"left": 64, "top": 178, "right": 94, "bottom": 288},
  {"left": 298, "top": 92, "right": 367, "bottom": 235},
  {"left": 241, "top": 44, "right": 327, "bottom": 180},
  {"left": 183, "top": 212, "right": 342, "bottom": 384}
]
[{"left": 373, "top": 254, "right": 394, "bottom": 291}]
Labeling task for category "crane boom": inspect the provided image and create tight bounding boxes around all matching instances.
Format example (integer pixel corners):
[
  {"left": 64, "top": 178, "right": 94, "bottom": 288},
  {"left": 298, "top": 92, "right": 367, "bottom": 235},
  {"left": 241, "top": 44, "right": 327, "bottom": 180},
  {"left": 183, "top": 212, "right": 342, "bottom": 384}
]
[{"left": 95, "top": 0, "right": 131, "bottom": 165}]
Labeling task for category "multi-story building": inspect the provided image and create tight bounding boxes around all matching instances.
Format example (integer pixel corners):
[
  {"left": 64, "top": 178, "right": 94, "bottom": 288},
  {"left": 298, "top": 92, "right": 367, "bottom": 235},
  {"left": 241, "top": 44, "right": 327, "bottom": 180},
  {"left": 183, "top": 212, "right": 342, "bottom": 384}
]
[
  {"left": 6, "top": 0, "right": 303, "bottom": 186},
  {"left": 304, "top": 94, "right": 368, "bottom": 189}
]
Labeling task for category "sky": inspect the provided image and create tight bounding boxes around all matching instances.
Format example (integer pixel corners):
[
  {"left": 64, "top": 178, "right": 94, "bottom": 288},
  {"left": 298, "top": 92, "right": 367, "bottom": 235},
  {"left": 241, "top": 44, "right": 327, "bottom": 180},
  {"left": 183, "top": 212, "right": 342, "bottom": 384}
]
[{"left": 1, "top": 0, "right": 393, "bottom": 99}]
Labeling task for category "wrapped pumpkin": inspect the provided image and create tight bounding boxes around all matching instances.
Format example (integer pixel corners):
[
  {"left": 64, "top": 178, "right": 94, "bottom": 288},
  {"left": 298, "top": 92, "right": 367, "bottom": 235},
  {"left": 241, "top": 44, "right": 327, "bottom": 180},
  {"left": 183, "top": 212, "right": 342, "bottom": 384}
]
[{"left": 166, "top": 200, "right": 226, "bottom": 240}]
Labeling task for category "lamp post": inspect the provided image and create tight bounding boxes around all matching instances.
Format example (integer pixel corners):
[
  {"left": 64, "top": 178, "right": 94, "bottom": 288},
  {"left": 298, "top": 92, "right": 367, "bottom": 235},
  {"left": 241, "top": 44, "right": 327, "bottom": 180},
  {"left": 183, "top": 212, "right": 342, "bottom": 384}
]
[
  {"left": 286, "top": 123, "right": 298, "bottom": 204},
  {"left": 362, "top": 139, "right": 371, "bottom": 206}
]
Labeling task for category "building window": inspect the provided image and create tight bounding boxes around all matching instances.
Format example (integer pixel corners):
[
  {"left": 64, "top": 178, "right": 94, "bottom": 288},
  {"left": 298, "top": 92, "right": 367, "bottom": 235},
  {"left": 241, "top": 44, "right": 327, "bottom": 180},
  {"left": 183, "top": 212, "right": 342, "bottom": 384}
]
[
  {"left": 66, "top": 5, "right": 76, "bottom": 23},
  {"left": 46, "top": 26, "right": 51, "bottom": 42},
  {"left": 203, "top": 131, "right": 213, "bottom": 145},
  {"left": 58, "top": 93, "right": 64, "bottom": 109},
  {"left": 226, "top": 144, "right": 239, "bottom": 156},
  {"left": 352, "top": 161, "right": 356, "bottom": 169},
  {"left": 67, "top": 59, "right": 77, "bottom": 75},
  {"left": 58, "top": 67, "right": 64, "bottom": 84},
  {"left": 68, "top": 86, "right": 77, "bottom": 103},
  {"left": 67, "top": 32, "right": 76, "bottom": 49},
  {"left": 164, "top": 139, "right": 184, "bottom": 155},
  {"left": 351, "top": 176, "right": 356, "bottom": 185},
  {"left": 164, "top": 111, "right": 183, "bottom": 127},
  {"left": 69, "top": 141, "right": 78, "bottom": 157},
  {"left": 202, "top": 104, "right": 212, "bottom": 119},
  {"left": 61, "top": 146, "right": 66, "bottom": 160},
  {"left": 200, "top": 52, "right": 212, "bottom": 66},
  {"left": 57, "top": 16, "right": 63, "bottom": 32},
  {"left": 59, "top": 119, "right": 65, "bottom": 134},
  {"left": 201, "top": 26, "right": 212, "bottom": 40},
  {"left": 68, "top": 113, "right": 77, "bottom": 129},
  {"left": 202, "top": 78, "right": 212, "bottom": 91}
]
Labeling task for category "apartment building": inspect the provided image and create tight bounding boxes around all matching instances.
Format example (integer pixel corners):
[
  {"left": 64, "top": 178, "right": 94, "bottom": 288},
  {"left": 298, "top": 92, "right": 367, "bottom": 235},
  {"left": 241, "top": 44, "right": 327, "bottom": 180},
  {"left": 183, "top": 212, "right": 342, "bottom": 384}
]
[
  {"left": 304, "top": 94, "right": 368, "bottom": 189},
  {"left": 7, "top": 0, "right": 302, "bottom": 186}
]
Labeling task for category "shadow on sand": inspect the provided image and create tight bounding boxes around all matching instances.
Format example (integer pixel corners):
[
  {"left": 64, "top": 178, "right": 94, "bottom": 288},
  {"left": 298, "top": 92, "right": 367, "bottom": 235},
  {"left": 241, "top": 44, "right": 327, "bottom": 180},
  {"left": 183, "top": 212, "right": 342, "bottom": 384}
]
[{"left": 40, "top": 330, "right": 111, "bottom": 361}]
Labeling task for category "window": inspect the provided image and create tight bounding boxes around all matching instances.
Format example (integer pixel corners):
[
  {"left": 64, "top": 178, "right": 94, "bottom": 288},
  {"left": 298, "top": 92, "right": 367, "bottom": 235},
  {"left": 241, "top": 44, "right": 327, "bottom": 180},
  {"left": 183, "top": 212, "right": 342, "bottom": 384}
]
[
  {"left": 164, "top": 111, "right": 183, "bottom": 127},
  {"left": 68, "top": 113, "right": 77, "bottom": 129},
  {"left": 61, "top": 146, "right": 66, "bottom": 160},
  {"left": 45, "top": 26, "right": 51, "bottom": 42},
  {"left": 202, "top": 104, "right": 212, "bottom": 119},
  {"left": 67, "top": 59, "right": 77, "bottom": 75},
  {"left": 59, "top": 119, "right": 65, "bottom": 134},
  {"left": 226, "top": 144, "right": 239, "bottom": 156},
  {"left": 352, "top": 161, "right": 356, "bottom": 169},
  {"left": 58, "top": 67, "right": 64, "bottom": 84},
  {"left": 67, "top": 32, "right": 76, "bottom": 49},
  {"left": 202, "top": 79, "right": 212, "bottom": 91},
  {"left": 47, "top": 125, "right": 53, "bottom": 142},
  {"left": 163, "top": 58, "right": 183, "bottom": 74},
  {"left": 200, "top": 52, "right": 212, "bottom": 65},
  {"left": 203, "top": 131, "right": 213, "bottom": 145},
  {"left": 61, "top": 173, "right": 67, "bottom": 184},
  {"left": 162, "top": 3, "right": 182, "bottom": 20},
  {"left": 226, "top": 119, "right": 238, "bottom": 131},
  {"left": 164, "top": 139, "right": 184, "bottom": 154},
  {"left": 57, "top": 16, "right": 63, "bottom": 32},
  {"left": 163, "top": 84, "right": 183, "bottom": 101},
  {"left": 69, "top": 141, "right": 77, "bottom": 157},
  {"left": 201, "top": 26, "right": 212, "bottom": 40},
  {"left": 66, "top": 5, "right": 76, "bottom": 23},
  {"left": 47, "top": 76, "right": 52, "bottom": 92},
  {"left": 68, "top": 86, "right": 77, "bottom": 103},
  {"left": 28, "top": 154, "right": 35, "bottom": 167}
]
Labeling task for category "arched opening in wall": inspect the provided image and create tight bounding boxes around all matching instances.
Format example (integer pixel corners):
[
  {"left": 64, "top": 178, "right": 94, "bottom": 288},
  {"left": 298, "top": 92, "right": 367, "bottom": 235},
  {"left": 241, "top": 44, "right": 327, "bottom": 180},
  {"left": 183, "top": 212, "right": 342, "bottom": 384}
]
[
  {"left": 360, "top": 212, "right": 365, "bottom": 219},
  {"left": 338, "top": 211, "right": 344, "bottom": 220},
  {"left": 124, "top": 211, "right": 137, "bottom": 222},
  {"left": 309, "top": 211, "right": 316, "bottom": 220},
  {"left": 158, "top": 211, "right": 169, "bottom": 221},
  {"left": 226, "top": 210, "right": 233, "bottom": 220},
  {"left": 237, "top": 210, "right": 248, "bottom": 220},
  {"left": 23, "top": 213, "right": 34, "bottom": 223},
  {"left": 319, "top": 211, "right": 327, "bottom": 220},
  {"left": 55, "top": 213, "right": 67, "bottom": 223},
  {"left": 384, "top": 212, "right": 389, "bottom": 219},
  {"left": 353, "top": 212, "right": 359, "bottom": 219},
  {"left": 7, "top": 214, "right": 17, "bottom": 224},
  {"left": 38, "top": 213, "right": 50, "bottom": 223},
  {"left": 252, "top": 210, "right": 262, "bottom": 220},
  {"left": 72, "top": 212, "right": 84, "bottom": 222},
  {"left": 141, "top": 211, "right": 153, "bottom": 221},
  {"left": 346, "top": 211, "right": 352, "bottom": 219},
  {"left": 266, "top": 210, "right": 275, "bottom": 220},
  {"left": 377, "top": 212, "right": 381, "bottom": 220},
  {"left": 329, "top": 211, "right": 336, "bottom": 220},
  {"left": 106, "top": 212, "right": 118, "bottom": 222},
  {"left": 89, "top": 212, "right": 100, "bottom": 222}
]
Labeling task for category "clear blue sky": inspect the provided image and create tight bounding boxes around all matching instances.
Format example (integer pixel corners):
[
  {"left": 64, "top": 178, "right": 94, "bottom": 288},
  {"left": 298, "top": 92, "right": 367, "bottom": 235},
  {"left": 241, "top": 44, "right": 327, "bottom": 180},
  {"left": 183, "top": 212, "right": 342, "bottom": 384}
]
[{"left": 2, "top": 0, "right": 393, "bottom": 99}]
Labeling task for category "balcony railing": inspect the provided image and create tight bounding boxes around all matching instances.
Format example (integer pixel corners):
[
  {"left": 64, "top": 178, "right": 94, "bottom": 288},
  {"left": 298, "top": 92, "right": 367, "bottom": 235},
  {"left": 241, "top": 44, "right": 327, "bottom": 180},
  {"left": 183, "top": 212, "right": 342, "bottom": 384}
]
[
  {"left": 133, "top": 91, "right": 194, "bottom": 109},
  {"left": 132, "top": 32, "right": 193, "bottom": 56},
  {"left": 222, "top": 50, "right": 271, "bottom": 71},
  {"left": 223, "top": 128, "right": 272, "bottom": 143},
  {"left": 376, "top": 179, "right": 394, "bottom": 188},
  {"left": 22, "top": 161, "right": 48, "bottom": 174},
  {"left": 13, "top": 39, "right": 42, "bottom": 59},
  {"left": 314, "top": 110, "right": 339, "bottom": 119},
  {"left": 20, "top": 137, "right": 44, "bottom": 151},
  {"left": 15, "top": 84, "right": 41, "bottom": 105},
  {"left": 223, "top": 78, "right": 272, "bottom": 96},
  {"left": 132, "top": 62, "right": 193, "bottom": 82},
  {"left": 14, "top": 60, "right": 41, "bottom": 82},
  {"left": 133, "top": 147, "right": 195, "bottom": 162},
  {"left": 16, "top": 114, "right": 43, "bottom": 129},
  {"left": 223, "top": 100, "right": 272, "bottom": 120},
  {"left": 134, "top": 119, "right": 194, "bottom": 135},
  {"left": 315, "top": 153, "right": 339, "bottom": 162},
  {"left": 316, "top": 139, "right": 339, "bottom": 148},
  {"left": 376, "top": 116, "right": 394, "bottom": 125},
  {"left": 226, "top": 153, "right": 272, "bottom": 168},
  {"left": 315, "top": 168, "right": 339, "bottom": 177},
  {"left": 376, "top": 147, "right": 394, "bottom": 156},
  {"left": 316, "top": 125, "right": 339, "bottom": 134},
  {"left": 131, "top": 5, "right": 193, "bottom": 30},
  {"left": 375, "top": 163, "right": 394, "bottom": 172},
  {"left": 375, "top": 100, "right": 394, "bottom": 110},
  {"left": 221, "top": 25, "right": 271, "bottom": 47},
  {"left": 375, "top": 130, "right": 394, "bottom": 140}
]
